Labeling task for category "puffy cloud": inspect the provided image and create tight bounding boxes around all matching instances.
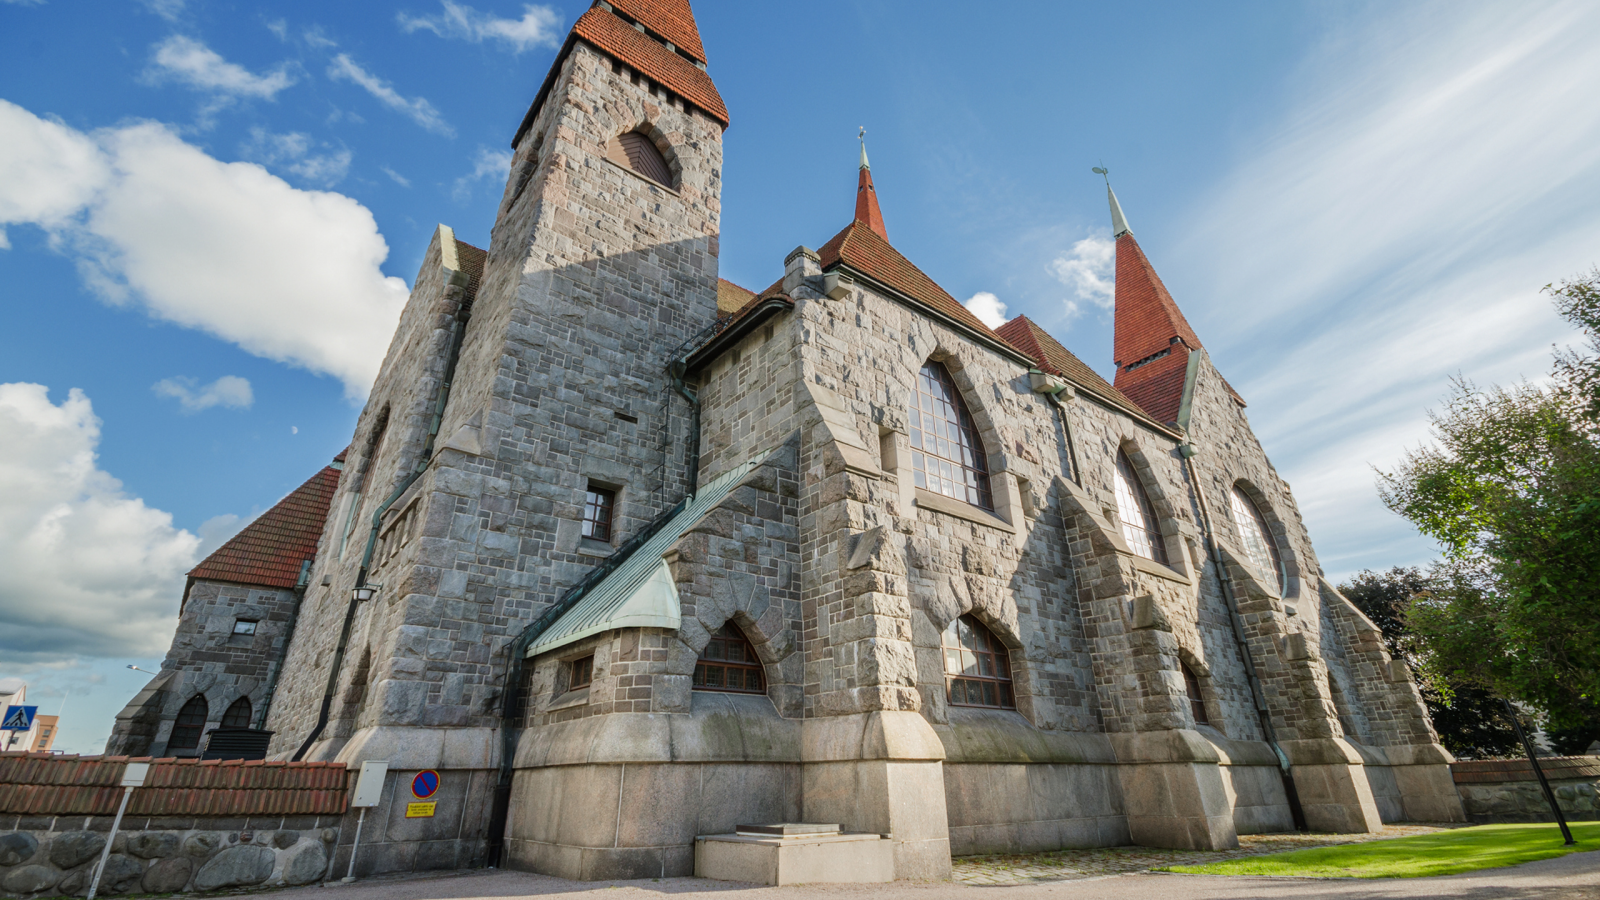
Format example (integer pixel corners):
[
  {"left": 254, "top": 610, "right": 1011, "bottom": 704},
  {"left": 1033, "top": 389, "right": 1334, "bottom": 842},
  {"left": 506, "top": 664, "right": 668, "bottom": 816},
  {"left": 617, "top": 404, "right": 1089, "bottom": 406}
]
[
  {"left": 1048, "top": 234, "right": 1116, "bottom": 313},
  {"left": 0, "top": 384, "right": 199, "bottom": 660},
  {"left": 147, "top": 36, "right": 296, "bottom": 100},
  {"left": 961, "top": 291, "right": 1008, "bottom": 329},
  {"left": 152, "top": 375, "right": 254, "bottom": 412},
  {"left": 399, "top": 2, "right": 561, "bottom": 53},
  {"left": 453, "top": 146, "right": 512, "bottom": 201},
  {"left": 0, "top": 99, "right": 408, "bottom": 398},
  {"left": 328, "top": 54, "right": 454, "bottom": 136}
]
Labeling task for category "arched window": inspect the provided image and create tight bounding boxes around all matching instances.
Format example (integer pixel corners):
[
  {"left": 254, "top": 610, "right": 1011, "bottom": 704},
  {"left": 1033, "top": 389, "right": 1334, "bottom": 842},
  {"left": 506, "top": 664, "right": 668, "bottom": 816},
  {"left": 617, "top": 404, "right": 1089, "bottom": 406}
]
[
  {"left": 606, "top": 130, "right": 674, "bottom": 186},
  {"left": 220, "top": 696, "right": 252, "bottom": 729},
  {"left": 910, "top": 362, "right": 993, "bottom": 510},
  {"left": 942, "top": 615, "right": 1015, "bottom": 709},
  {"left": 1113, "top": 450, "right": 1168, "bottom": 564},
  {"left": 693, "top": 624, "right": 765, "bottom": 693},
  {"left": 1181, "top": 662, "right": 1209, "bottom": 726},
  {"left": 1230, "top": 486, "right": 1286, "bottom": 594},
  {"left": 169, "top": 694, "right": 209, "bottom": 750}
]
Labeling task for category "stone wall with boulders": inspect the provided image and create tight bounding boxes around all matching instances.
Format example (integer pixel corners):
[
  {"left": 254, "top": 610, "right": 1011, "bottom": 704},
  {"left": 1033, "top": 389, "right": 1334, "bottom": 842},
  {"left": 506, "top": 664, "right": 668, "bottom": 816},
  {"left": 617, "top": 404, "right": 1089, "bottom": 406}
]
[
  {"left": 1451, "top": 756, "right": 1600, "bottom": 824},
  {"left": 0, "top": 815, "right": 342, "bottom": 898}
]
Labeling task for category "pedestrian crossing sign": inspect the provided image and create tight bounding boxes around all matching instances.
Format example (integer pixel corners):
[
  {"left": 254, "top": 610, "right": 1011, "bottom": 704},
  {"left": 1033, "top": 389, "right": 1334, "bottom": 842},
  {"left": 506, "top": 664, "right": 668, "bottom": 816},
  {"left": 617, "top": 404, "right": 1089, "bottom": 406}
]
[{"left": 2, "top": 706, "right": 37, "bottom": 731}]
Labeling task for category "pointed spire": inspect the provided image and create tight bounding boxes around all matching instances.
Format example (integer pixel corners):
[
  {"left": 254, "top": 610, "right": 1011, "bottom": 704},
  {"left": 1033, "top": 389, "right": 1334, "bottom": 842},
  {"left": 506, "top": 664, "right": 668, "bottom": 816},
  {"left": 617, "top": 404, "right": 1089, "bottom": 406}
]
[
  {"left": 1108, "top": 186, "right": 1132, "bottom": 238},
  {"left": 855, "top": 127, "right": 887, "bottom": 239}
]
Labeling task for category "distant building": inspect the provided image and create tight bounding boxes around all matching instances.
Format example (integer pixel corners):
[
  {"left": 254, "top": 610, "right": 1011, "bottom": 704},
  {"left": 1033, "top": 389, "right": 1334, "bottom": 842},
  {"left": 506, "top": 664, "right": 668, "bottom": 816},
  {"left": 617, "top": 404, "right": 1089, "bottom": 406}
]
[
  {"left": 104, "top": 457, "right": 342, "bottom": 758},
  {"left": 32, "top": 714, "right": 59, "bottom": 753}
]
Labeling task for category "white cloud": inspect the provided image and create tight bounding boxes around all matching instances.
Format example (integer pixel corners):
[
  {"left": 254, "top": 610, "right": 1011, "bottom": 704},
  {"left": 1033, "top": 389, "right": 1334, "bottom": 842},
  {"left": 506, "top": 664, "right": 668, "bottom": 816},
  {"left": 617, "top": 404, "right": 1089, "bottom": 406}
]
[
  {"left": 453, "top": 146, "right": 512, "bottom": 200},
  {"left": 0, "top": 384, "right": 199, "bottom": 660},
  {"left": 2, "top": 0, "right": 48, "bottom": 7},
  {"left": 1048, "top": 234, "right": 1116, "bottom": 313},
  {"left": 242, "top": 127, "right": 352, "bottom": 186},
  {"left": 147, "top": 36, "right": 296, "bottom": 100},
  {"left": 328, "top": 54, "right": 454, "bottom": 137},
  {"left": 266, "top": 19, "right": 288, "bottom": 41},
  {"left": 381, "top": 166, "right": 412, "bottom": 188},
  {"left": 0, "top": 99, "right": 409, "bottom": 399},
  {"left": 1165, "top": 0, "right": 1600, "bottom": 579},
  {"left": 303, "top": 27, "right": 338, "bottom": 50},
  {"left": 398, "top": 1, "right": 561, "bottom": 53},
  {"left": 140, "top": 0, "right": 184, "bottom": 20},
  {"left": 152, "top": 375, "right": 254, "bottom": 412},
  {"left": 961, "top": 291, "right": 1008, "bottom": 329}
]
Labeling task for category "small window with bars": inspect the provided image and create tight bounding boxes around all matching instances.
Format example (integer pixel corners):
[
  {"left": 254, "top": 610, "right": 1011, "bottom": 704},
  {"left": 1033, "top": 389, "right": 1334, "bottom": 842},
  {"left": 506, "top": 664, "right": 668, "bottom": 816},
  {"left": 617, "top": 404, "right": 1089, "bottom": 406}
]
[
  {"left": 1182, "top": 662, "right": 1209, "bottom": 726},
  {"left": 221, "top": 696, "right": 253, "bottom": 729},
  {"left": 582, "top": 485, "right": 617, "bottom": 543},
  {"left": 1113, "top": 450, "right": 1168, "bottom": 564},
  {"left": 943, "top": 615, "right": 1015, "bottom": 709},
  {"left": 909, "top": 362, "right": 994, "bottom": 511},
  {"left": 168, "top": 694, "right": 209, "bottom": 751},
  {"left": 693, "top": 625, "right": 766, "bottom": 693}
]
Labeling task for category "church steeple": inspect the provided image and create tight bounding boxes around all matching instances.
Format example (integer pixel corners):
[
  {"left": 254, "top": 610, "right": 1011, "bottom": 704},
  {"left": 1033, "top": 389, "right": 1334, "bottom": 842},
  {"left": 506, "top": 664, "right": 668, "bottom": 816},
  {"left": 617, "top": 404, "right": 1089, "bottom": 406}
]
[
  {"left": 855, "top": 129, "right": 887, "bottom": 239},
  {"left": 1107, "top": 181, "right": 1211, "bottom": 425}
]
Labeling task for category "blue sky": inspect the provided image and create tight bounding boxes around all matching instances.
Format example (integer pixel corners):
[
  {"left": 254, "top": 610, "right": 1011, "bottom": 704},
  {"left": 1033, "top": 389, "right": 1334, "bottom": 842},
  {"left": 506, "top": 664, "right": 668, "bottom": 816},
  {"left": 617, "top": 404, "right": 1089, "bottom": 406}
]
[{"left": 2, "top": 0, "right": 1595, "bottom": 753}]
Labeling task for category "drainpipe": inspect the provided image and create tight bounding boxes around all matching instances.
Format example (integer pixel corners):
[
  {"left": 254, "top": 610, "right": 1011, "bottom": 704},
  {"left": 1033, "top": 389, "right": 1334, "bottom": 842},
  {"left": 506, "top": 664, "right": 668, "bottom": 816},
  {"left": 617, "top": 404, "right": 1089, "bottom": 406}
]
[
  {"left": 291, "top": 258, "right": 473, "bottom": 762},
  {"left": 667, "top": 359, "right": 701, "bottom": 495},
  {"left": 1183, "top": 446, "right": 1308, "bottom": 831},
  {"left": 1031, "top": 369, "right": 1081, "bottom": 485},
  {"left": 256, "top": 558, "right": 313, "bottom": 730}
]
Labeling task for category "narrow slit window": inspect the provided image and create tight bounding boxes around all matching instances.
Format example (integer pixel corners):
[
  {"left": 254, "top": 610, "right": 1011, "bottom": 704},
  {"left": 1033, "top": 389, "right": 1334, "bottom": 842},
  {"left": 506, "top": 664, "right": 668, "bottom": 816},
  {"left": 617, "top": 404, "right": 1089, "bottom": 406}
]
[
  {"left": 693, "top": 625, "right": 765, "bottom": 694},
  {"left": 1230, "top": 486, "right": 1286, "bottom": 594},
  {"left": 909, "top": 362, "right": 994, "bottom": 510},
  {"left": 583, "top": 485, "right": 617, "bottom": 543},
  {"left": 1113, "top": 450, "right": 1168, "bottom": 564},
  {"left": 169, "top": 694, "right": 209, "bottom": 750},
  {"left": 1182, "top": 663, "right": 1209, "bottom": 726},
  {"left": 942, "top": 615, "right": 1015, "bottom": 709}
]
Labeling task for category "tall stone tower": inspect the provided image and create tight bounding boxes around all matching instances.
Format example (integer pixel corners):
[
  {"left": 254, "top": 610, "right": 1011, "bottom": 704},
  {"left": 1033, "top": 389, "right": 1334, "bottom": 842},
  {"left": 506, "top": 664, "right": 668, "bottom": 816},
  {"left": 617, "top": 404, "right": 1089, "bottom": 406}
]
[{"left": 263, "top": 0, "right": 729, "bottom": 871}]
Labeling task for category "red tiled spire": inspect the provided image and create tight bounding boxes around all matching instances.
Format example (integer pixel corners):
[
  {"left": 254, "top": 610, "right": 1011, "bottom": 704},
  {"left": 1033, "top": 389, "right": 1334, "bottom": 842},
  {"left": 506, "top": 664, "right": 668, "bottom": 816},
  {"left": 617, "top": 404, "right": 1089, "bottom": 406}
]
[
  {"left": 606, "top": 0, "right": 707, "bottom": 64},
  {"left": 855, "top": 138, "right": 887, "bottom": 240},
  {"left": 1109, "top": 187, "right": 1210, "bottom": 425}
]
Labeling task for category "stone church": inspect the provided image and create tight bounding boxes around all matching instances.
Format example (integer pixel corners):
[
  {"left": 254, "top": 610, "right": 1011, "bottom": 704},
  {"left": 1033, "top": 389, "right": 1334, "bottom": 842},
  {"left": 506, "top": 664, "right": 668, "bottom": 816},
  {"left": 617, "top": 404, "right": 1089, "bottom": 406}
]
[{"left": 110, "top": 0, "right": 1465, "bottom": 881}]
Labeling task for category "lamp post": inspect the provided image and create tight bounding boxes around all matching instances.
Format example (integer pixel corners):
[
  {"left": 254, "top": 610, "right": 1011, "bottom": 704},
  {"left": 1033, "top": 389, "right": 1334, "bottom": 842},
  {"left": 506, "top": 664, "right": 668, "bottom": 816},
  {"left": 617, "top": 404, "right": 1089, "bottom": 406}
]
[{"left": 1502, "top": 699, "right": 1575, "bottom": 846}]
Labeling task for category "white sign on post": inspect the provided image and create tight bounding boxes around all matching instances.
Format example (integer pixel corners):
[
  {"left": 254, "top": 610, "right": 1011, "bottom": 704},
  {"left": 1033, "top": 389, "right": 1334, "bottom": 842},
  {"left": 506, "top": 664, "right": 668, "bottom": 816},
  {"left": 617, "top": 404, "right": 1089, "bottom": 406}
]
[
  {"left": 120, "top": 763, "right": 150, "bottom": 788},
  {"left": 351, "top": 760, "right": 388, "bottom": 808}
]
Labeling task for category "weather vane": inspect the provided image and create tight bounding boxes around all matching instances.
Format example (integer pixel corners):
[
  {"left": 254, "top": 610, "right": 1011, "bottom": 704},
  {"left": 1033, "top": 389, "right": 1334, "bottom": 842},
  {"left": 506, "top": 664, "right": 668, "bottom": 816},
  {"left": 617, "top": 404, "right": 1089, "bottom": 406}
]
[{"left": 1092, "top": 165, "right": 1110, "bottom": 186}]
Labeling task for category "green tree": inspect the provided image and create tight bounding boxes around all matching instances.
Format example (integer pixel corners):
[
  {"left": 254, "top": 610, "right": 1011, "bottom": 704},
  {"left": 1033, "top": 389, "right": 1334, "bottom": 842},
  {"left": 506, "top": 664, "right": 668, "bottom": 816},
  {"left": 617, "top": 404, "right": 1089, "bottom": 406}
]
[
  {"left": 1339, "top": 567, "right": 1520, "bottom": 758},
  {"left": 1379, "top": 272, "right": 1600, "bottom": 745}
]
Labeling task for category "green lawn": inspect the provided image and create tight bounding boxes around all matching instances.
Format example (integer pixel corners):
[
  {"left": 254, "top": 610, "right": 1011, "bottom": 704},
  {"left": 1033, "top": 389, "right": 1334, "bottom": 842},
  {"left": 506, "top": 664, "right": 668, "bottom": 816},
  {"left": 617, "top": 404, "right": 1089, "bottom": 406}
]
[{"left": 1161, "top": 822, "right": 1600, "bottom": 879}]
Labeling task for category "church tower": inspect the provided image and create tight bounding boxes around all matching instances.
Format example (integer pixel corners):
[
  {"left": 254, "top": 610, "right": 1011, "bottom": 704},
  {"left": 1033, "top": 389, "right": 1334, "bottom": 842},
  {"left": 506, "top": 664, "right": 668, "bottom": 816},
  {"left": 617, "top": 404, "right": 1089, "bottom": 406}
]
[{"left": 262, "top": 0, "right": 730, "bottom": 871}]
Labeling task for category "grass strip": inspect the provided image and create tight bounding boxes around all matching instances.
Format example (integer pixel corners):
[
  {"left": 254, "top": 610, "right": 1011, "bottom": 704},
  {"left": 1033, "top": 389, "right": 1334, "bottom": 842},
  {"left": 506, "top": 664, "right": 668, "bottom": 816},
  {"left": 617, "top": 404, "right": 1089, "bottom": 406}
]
[{"left": 1160, "top": 822, "right": 1600, "bottom": 879}]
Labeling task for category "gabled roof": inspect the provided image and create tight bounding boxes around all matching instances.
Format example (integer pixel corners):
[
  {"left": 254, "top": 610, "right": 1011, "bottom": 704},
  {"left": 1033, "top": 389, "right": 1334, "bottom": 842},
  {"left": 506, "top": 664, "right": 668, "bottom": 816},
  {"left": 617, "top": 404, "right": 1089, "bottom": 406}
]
[
  {"left": 187, "top": 464, "right": 341, "bottom": 590},
  {"left": 572, "top": 7, "right": 726, "bottom": 124},
  {"left": 993, "top": 315, "right": 1166, "bottom": 428},
  {"left": 716, "top": 277, "right": 755, "bottom": 314},
  {"left": 818, "top": 221, "right": 1024, "bottom": 356},
  {"left": 606, "top": 0, "right": 707, "bottom": 63}
]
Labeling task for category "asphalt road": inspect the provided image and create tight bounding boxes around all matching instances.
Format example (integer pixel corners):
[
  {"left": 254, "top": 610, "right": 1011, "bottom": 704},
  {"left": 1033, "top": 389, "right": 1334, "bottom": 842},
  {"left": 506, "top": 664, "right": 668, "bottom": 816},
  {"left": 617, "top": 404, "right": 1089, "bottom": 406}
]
[{"left": 299, "top": 851, "right": 1600, "bottom": 900}]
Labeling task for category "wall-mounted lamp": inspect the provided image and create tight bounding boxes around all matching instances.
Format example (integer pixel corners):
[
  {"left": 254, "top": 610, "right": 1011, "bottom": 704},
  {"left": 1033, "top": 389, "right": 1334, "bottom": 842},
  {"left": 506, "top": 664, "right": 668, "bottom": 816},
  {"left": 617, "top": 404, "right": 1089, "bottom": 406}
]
[{"left": 351, "top": 583, "right": 383, "bottom": 602}]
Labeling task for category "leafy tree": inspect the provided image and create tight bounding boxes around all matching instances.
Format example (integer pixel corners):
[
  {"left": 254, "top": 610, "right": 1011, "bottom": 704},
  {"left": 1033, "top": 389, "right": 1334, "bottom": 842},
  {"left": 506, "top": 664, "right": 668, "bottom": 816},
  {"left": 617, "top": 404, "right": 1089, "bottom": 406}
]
[
  {"left": 1378, "top": 272, "right": 1600, "bottom": 745},
  {"left": 1339, "top": 567, "right": 1519, "bottom": 758}
]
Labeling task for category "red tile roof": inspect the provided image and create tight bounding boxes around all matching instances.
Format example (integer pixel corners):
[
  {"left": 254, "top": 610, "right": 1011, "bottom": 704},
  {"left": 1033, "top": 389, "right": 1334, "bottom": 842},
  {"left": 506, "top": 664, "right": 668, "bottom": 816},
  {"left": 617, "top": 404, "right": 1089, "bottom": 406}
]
[
  {"left": 606, "top": 0, "right": 707, "bottom": 63},
  {"left": 187, "top": 465, "right": 340, "bottom": 590},
  {"left": 716, "top": 277, "right": 756, "bottom": 314},
  {"left": 572, "top": 7, "right": 728, "bottom": 125},
  {"left": 0, "top": 752, "right": 348, "bottom": 816},
  {"left": 817, "top": 221, "right": 1024, "bottom": 355},
  {"left": 994, "top": 316, "right": 1165, "bottom": 427}
]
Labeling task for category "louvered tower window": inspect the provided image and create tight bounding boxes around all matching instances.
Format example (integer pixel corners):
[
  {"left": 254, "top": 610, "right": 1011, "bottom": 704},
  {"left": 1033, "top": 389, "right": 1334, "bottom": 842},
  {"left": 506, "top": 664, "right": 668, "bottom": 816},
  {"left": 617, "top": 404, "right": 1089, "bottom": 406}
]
[
  {"left": 169, "top": 694, "right": 209, "bottom": 750},
  {"left": 1113, "top": 450, "right": 1168, "bottom": 564},
  {"left": 606, "top": 131, "right": 674, "bottom": 187},
  {"left": 942, "top": 615, "right": 1015, "bottom": 709},
  {"left": 221, "top": 696, "right": 252, "bottom": 729},
  {"left": 1230, "top": 486, "right": 1286, "bottom": 594},
  {"left": 910, "top": 362, "right": 994, "bottom": 510}
]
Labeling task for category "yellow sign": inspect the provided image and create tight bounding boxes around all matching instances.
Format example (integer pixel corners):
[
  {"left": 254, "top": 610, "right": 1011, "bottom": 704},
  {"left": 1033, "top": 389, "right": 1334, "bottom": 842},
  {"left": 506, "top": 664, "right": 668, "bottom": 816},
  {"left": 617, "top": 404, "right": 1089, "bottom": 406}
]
[{"left": 405, "top": 802, "right": 436, "bottom": 818}]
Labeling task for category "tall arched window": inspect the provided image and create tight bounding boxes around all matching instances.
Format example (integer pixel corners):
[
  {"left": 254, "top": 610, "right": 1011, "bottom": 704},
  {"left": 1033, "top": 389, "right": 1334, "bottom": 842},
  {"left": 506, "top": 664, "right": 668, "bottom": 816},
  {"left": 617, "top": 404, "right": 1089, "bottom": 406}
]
[
  {"left": 693, "top": 624, "right": 765, "bottom": 693},
  {"left": 1229, "top": 486, "right": 1285, "bottom": 594},
  {"left": 910, "top": 362, "right": 993, "bottom": 510},
  {"left": 169, "top": 694, "right": 209, "bottom": 750},
  {"left": 606, "top": 130, "right": 674, "bottom": 186},
  {"left": 942, "top": 615, "right": 1015, "bottom": 709},
  {"left": 1113, "top": 450, "right": 1168, "bottom": 564},
  {"left": 1181, "top": 662, "right": 1210, "bottom": 726},
  {"left": 221, "top": 696, "right": 253, "bottom": 729}
]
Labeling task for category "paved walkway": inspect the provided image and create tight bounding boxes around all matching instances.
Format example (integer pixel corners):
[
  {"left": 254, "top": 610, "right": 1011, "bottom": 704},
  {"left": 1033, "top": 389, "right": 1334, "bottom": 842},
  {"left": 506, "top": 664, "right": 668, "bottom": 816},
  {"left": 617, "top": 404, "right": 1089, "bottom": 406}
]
[
  {"left": 952, "top": 824, "right": 1450, "bottom": 885},
  {"left": 291, "top": 844, "right": 1600, "bottom": 900}
]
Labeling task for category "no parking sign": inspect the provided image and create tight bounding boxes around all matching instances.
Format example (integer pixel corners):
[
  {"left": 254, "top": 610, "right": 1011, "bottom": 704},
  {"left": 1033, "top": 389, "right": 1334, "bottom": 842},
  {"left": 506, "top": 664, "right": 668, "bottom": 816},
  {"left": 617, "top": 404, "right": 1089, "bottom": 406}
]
[{"left": 406, "top": 769, "right": 439, "bottom": 818}]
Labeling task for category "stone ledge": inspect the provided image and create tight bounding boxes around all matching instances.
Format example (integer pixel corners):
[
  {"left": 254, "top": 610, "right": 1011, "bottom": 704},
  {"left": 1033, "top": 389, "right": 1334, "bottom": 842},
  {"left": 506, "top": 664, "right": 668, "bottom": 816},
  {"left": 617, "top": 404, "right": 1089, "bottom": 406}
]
[{"left": 913, "top": 489, "right": 1014, "bottom": 533}]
